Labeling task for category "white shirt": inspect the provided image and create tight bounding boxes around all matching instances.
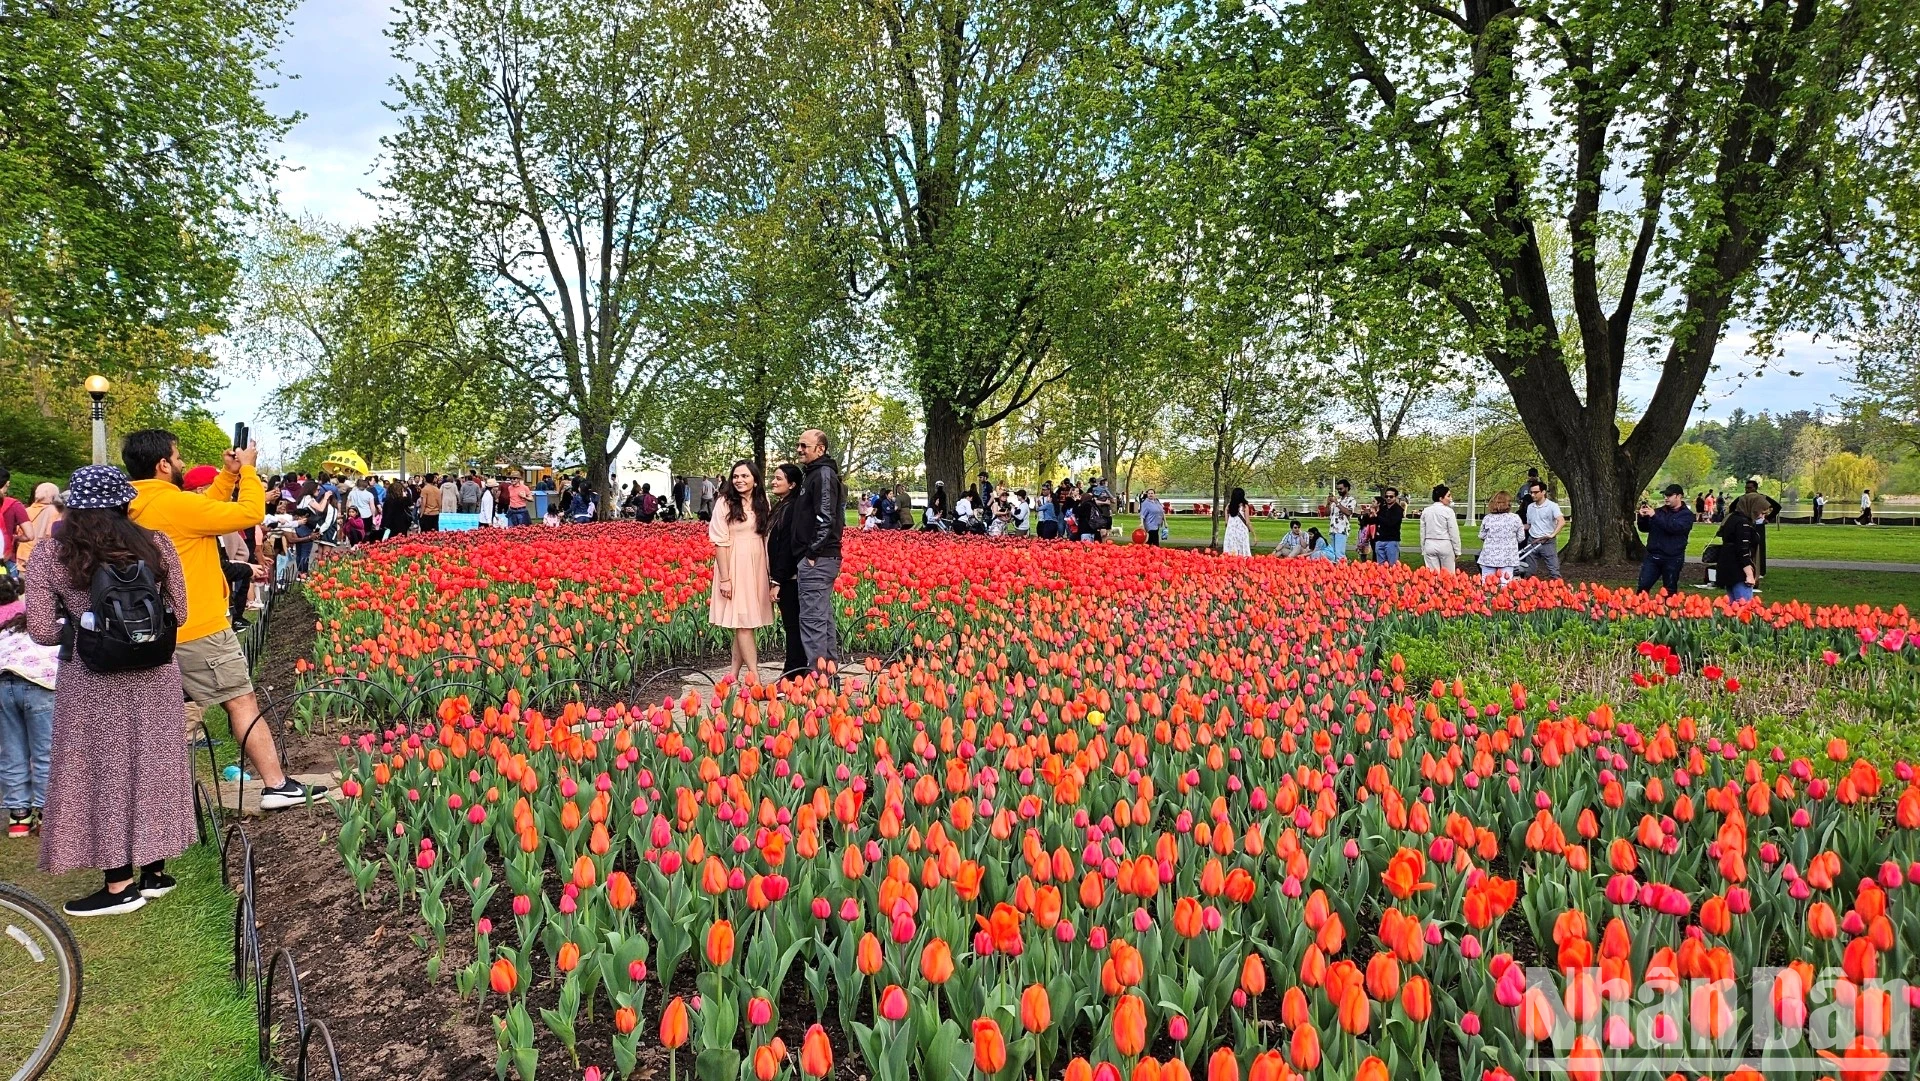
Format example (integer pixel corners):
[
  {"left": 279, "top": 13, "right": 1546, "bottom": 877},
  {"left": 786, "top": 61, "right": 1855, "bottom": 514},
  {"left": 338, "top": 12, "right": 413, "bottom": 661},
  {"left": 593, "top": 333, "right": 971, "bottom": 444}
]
[
  {"left": 1524, "top": 498, "right": 1564, "bottom": 540},
  {"left": 1419, "top": 501, "right": 1461, "bottom": 554},
  {"left": 954, "top": 495, "right": 974, "bottom": 520},
  {"left": 1863, "top": 493, "right": 1873, "bottom": 510},
  {"left": 1329, "top": 494, "right": 1356, "bottom": 534},
  {"left": 347, "top": 487, "right": 376, "bottom": 518}
]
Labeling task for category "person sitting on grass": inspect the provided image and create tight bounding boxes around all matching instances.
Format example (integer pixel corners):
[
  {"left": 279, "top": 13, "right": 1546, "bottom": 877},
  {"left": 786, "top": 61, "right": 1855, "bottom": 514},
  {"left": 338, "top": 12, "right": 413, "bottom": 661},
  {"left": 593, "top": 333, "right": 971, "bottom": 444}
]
[{"left": 1276, "top": 520, "right": 1308, "bottom": 558}]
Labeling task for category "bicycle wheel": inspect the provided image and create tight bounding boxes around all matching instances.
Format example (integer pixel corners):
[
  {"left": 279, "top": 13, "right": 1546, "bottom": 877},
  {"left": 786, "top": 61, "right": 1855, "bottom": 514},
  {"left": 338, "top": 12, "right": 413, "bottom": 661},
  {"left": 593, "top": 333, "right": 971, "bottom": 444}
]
[{"left": 0, "top": 882, "right": 82, "bottom": 1081}]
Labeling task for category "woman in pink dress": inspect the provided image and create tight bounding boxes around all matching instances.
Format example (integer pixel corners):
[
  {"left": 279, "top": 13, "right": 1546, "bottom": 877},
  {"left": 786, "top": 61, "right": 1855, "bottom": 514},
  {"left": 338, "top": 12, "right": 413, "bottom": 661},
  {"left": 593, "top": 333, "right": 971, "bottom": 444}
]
[{"left": 709, "top": 460, "right": 774, "bottom": 683}]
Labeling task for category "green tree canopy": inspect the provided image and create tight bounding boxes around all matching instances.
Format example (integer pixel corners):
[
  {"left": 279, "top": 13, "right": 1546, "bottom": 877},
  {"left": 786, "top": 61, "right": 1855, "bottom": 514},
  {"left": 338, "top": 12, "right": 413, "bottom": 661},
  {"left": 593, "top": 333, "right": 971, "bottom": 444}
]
[
  {"left": 1150, "top": 0, "right": 1920, "bottom": 560},
  {"left": 1, "top": 0, "right": 292, "bottom": 402}
]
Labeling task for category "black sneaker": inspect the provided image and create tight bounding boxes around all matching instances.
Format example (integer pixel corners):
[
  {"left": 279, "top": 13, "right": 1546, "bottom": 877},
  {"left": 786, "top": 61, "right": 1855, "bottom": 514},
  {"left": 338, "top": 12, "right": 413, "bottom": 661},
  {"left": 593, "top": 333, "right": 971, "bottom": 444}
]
[
  {"left": 139, "top": 869, "right": 177, "bottom": 898},
  {"left": 259, "top": 778, "right": 330, "bottom": 811},
  {"left": 65, "top": 885, "right": 147, "bottom": 917}
]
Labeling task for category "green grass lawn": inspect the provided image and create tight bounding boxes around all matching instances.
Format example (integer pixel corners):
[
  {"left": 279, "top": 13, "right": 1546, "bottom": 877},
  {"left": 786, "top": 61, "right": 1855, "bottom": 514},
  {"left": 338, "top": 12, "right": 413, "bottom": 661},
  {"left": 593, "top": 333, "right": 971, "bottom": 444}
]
[
  {"left": 0, "top": 840, "right": 260, "bottom": 1081},
  {"left": 1105, "top": 512, "right": 1920, "bottom": 563}
]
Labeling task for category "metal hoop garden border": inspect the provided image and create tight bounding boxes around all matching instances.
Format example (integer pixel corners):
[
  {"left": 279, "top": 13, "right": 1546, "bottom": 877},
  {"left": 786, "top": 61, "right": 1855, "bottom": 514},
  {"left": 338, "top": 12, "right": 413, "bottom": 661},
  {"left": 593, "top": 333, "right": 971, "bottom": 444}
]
[{"left": 193, "top": 574, "right": 351, "bottom": 1080}]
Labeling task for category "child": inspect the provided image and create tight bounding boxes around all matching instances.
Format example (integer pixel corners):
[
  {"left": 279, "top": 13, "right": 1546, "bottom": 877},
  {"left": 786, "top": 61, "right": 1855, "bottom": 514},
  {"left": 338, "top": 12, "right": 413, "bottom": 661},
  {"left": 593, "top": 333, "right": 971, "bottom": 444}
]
[{"left": 0, "top": 575, "right": 56, "bottom": 838}]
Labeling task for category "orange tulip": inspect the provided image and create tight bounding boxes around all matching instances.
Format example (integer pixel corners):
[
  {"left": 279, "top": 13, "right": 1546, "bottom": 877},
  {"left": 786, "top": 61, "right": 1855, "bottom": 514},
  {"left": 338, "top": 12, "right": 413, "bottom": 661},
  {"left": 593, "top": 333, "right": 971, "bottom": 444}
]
[
  {"left": 707, "top": 920, "right": 736, "bottom": 966},
  {"left": 489, "top": 957, "right": 518, "bottom": 994},
  {"left": 1380, "top": 847, "right": 1433, "bottom": 898},
  {"left": 857, "top": 932, "right": 883, "bottom": 976},
  {"left": 755, "top": 1045, "right": 781, "bottom": 1081},
  {"left": 1066, "top": 1059, "right": 1095, "bottom": 1081},
  {"left": 606, "top": 871, "right": 636, "bottom": 911},
  {"left": 1240, "top": 952, "right": 1267, "bottom": 996},
  {"left": 1401, "top": 976, "right": 1433, "bottom": 1022},
  {"left": 1364, "top": 952, "right": 1400, "bottom": 1001},
  {"left": 615, "top": 1006, "right": 638, "bottom": 1034},
  {"left": 1207, "top": 1047, "right": 1240, "bottom": 1081},
  {"left": 972, "top": 1018, "right": 1008, "bottom": 1074},
  {"left": 1337, "top": 986, "right": 1369, "bottom": 1034},
  {"left": 1247, "top": 1051, "right": 1285, "bottom": 1081},
  {"left": 1113, "top": 993, "right": 1148, "bottom": 1057},
  {"left": 801, "top": 1023, "right": 833, "bottom": 1077},
  {"left": 1289, "top": 1022, "right": 1321, "bottom": 1070},
  {"left": 660, "top": 996, "right": 690, "bottom": 1048},
  {"left": 1354, "top": 1058, "right": 1389, "bottom": 1081},
  {"left": 921, "top": 938, "right": 955, "bottom": 984},
  {"left": 1021, "top": 983, "right": 1052, "bottom": 1033},
  {"left": 1808, "top": 902, "right": 1839, "bottom": 940},
  {"left": 1281, "top": 986, "right": 1310, "bottom": 1029},
  {"left": 557, "top": 941, "right": 580, "bottom": 972},
  {"left": 572, "top": 854, "right": 597, "bottom": 890},
  {"left": 1173, "top": 896, "right": 1204, "bottom": 939}
]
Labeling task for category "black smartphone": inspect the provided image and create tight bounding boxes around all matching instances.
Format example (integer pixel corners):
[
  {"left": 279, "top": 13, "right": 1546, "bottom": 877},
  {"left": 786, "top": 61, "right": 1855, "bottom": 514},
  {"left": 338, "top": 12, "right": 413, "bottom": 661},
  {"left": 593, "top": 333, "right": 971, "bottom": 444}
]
[{"left": 233, "top": 422, "right": 250, "bottom": 449}]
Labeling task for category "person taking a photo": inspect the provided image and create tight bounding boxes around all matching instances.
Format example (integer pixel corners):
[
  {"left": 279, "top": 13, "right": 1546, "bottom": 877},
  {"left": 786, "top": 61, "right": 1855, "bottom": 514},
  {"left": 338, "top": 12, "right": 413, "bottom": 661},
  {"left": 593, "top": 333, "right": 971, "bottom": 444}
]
[{"left": 125, "top": 430, "right": 326, "bottom": 811}]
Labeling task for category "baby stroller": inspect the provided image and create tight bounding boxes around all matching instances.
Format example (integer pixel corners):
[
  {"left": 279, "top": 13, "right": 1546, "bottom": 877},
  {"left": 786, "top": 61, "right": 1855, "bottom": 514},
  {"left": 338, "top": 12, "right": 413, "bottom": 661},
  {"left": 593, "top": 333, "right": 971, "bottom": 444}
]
[{"left": 1510, "top": 538, "right": 1549, "bottom": 580}]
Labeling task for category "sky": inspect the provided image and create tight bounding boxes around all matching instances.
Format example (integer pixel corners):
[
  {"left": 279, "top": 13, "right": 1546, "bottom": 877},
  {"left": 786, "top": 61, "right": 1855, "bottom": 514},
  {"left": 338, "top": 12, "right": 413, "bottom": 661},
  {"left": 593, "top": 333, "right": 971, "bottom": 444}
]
[{"left": 209, "top": 0, "right": 1859, "bottom": 462}]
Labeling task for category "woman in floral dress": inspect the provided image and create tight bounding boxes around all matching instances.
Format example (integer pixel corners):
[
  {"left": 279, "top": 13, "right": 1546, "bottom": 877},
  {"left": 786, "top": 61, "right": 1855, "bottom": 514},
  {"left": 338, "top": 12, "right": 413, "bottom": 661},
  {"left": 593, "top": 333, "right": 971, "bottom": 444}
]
[{"left": 25, "top": 466, "right": 194, "bottom": 917}]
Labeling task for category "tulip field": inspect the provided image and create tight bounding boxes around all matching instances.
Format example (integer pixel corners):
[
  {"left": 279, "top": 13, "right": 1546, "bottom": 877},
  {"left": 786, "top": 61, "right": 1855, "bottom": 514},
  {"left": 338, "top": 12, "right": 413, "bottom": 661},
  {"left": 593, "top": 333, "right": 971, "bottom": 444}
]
[{"left": 304, "top": 524, "right": 1920, "bottom": 1081}]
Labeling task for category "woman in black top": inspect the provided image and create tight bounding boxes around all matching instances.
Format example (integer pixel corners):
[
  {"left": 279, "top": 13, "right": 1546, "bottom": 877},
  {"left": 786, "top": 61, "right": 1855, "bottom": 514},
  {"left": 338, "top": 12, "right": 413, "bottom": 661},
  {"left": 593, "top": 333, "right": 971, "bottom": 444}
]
[{"left": 764, "top": 463, "right": 809, "bottom": 678}]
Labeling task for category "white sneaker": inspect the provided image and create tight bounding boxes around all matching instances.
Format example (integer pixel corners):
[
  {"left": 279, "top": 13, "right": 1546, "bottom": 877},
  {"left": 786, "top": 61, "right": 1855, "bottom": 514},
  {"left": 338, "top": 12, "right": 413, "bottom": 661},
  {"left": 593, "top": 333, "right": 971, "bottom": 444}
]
[{"left": 259, "top": 778, "right": 330, "bottom": 811}]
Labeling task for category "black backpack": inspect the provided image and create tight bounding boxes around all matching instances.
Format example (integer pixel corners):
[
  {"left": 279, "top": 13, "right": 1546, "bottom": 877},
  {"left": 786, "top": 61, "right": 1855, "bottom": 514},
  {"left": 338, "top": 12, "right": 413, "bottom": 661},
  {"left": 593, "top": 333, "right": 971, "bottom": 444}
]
[{"left": 63, "top": 560, "right": 178, "bottom": 673}]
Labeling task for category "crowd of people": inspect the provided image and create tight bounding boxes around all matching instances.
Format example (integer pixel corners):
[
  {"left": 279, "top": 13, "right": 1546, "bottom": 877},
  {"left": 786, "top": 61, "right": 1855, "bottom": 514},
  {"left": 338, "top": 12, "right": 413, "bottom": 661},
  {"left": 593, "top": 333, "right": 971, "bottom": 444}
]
[{"left": 0, "top": 432, "right": 326, "bottom": 920}]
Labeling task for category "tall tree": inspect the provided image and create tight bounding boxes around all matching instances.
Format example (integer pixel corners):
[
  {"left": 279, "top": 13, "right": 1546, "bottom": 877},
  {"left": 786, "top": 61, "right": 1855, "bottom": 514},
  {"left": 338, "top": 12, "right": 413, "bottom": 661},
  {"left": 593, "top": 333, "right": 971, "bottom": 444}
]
[
  {"left": 237, "top": 214, "right": 547, "bottom": 469},
  {"left": 1844, "top": 294, "right": 1920, "bottom": 456},
  {"left": 383, "top": 0, "right": 733, "bottom": 512},
  {"left": 784, "top": 0, "right": 1128, "bottom": 494},
  {"left": 0, "top": 0, "right": 292, "bottom": 423},
  {"left": 1161, "top": 0, "right": 1920, "bottom": 560}
]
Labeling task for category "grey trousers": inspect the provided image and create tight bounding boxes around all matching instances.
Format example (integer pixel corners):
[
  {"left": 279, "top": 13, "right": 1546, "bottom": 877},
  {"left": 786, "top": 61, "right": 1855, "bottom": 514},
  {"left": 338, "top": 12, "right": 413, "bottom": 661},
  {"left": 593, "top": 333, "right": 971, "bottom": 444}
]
[
  {"left": 1524, "top": 539, "right": 1563, "bottom": 579},
  {"left": 797, "top": 556, "right": 841, "bottom": 669}
]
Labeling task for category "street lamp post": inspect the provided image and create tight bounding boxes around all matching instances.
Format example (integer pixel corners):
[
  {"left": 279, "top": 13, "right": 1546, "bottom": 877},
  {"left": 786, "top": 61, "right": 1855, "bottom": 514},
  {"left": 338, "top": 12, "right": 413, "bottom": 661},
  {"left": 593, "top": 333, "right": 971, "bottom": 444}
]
[
  {"left": 396, "top": 425, "right": 409, "bottom": 480},
  {"left": 1468, "top": 430, "right": 1479, "bottom": 522},
  {"left": 85, "top": 375, "right": 111, "bottom": 465}
]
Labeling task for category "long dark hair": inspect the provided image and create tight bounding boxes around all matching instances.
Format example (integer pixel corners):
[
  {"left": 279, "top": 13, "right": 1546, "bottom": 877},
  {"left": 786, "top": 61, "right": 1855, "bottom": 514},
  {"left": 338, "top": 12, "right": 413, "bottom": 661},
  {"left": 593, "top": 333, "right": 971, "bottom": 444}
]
[
  {"left": 769, "top": 463, "right": 805, "bottom": 528},
  {"left": 1228, "top": 487, "right": 1248, "bottom": 519},
  {"left": 58, "top": 508, "right": 169, "bottom": 595},
  {"left": 721, "top": 459, "right": 771, "bottom": 536}
]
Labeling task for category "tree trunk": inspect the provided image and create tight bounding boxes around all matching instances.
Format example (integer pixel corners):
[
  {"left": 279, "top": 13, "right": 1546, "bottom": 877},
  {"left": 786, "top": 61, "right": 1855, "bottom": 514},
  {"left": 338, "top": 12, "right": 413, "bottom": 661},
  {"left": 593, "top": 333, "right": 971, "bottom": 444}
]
[
  {"left": 1208, "top": 387, "right": 1227, "bottom": 550},
  {"left": 746, "top": 410, "right": 769, "bottom": 480},
  {"left": 1555, "top": 440, "right": 1647, "bottom": 563},
  {"left": 924, "top": 398, "right": 970, "bottom": 501},
  {"left": 971, "top": 429, "right": 990, "bottom": 482},
  {"left": 581, "top": 413, "right": 614, "bottom": 521}
]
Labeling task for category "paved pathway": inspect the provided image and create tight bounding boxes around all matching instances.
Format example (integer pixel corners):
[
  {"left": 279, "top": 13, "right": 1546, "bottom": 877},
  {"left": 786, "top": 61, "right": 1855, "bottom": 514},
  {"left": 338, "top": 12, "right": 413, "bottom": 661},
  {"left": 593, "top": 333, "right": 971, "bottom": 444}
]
[{"left": 1765, "top": 559, "right": 1920, "bottom": 573}]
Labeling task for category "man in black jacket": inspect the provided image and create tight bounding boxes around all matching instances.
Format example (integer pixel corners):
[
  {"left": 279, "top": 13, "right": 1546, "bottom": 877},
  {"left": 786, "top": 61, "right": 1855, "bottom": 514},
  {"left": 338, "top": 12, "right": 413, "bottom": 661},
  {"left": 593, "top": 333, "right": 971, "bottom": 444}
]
[
  {"left": 1636, "top": 484, "right": 1695, "bottom": 594},
  {"left": 795, "top": 429, "right": 844, "bottom": 671}
]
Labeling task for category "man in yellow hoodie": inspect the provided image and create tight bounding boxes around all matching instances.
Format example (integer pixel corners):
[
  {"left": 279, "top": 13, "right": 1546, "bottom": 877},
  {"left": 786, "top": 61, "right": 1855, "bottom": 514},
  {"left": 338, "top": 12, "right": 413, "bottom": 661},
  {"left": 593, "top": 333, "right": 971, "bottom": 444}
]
[{"left": 125, "top": 430, "right": 325, "bottom": 810}]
